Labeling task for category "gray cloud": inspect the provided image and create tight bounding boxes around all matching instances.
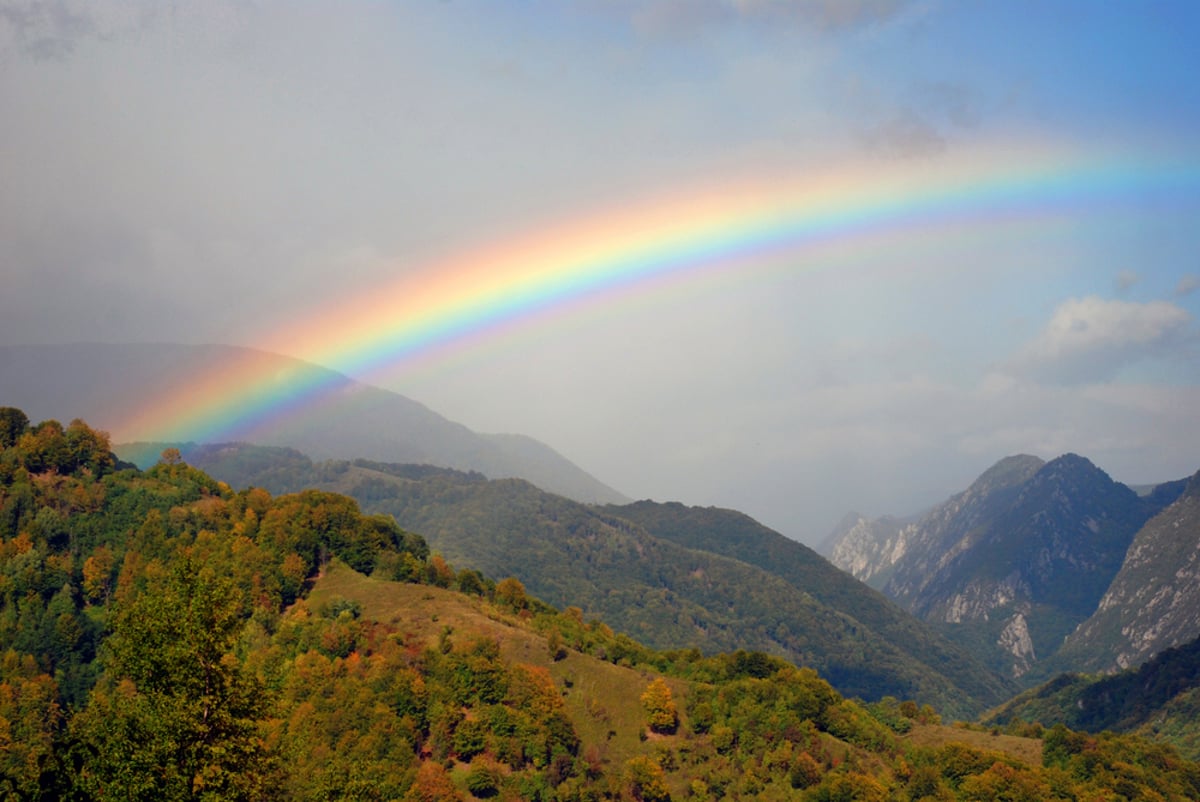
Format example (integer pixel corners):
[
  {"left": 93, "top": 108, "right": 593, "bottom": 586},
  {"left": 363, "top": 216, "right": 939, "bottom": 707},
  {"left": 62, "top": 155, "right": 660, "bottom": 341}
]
[
  {"left": 1177, "top": 275, "right": 1200, "bottom": 297},
  {"left": 1006, "top": 296, "right": 1193, "bottom": 384},
  {"left": 913, "top": 81, "right": 981, "bottom": 129},
  {"left": 861, "top": 108, "right": 946, "bottom": 157},
  {"left": 731, "top": 0, "right": 909, "bottom": 31},
  {"left": 618, "top": 0, "right": 911, "bottom": 38},
  {"left": 1115, "top": 270, "right": 1140, "bottom": 293},
  {"left": 0, "top": 0, "right": 94, "bottom": 60}
]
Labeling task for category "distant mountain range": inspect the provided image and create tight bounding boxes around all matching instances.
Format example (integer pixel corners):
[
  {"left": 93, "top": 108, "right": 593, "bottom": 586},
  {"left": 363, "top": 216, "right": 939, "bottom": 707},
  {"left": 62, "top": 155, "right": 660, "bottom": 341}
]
[
  {"left": 174, "top": 442, "right": 1015, "bottom": 718},
  {"left": 0, "top": 342, "right": 627, "bottom": 505},
  {"left": 823, "top": 454, "right": 1196, "bottom": 682}
]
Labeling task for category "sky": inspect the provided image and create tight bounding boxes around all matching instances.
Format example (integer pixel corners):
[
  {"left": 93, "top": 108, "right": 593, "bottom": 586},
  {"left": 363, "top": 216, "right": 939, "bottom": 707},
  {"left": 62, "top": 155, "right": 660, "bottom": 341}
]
[{"left": 2, "top": 1, "right": 1199, "bottom": 544}]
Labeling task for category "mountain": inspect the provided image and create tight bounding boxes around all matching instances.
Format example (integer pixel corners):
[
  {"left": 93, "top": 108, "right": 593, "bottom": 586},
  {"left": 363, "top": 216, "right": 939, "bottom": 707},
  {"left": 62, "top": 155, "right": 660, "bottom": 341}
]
[
  {"left": 181, "top": 442, "right": 1013, "bottom": 717},
  {"left": 1048, "top": 470, "right": 1200, "bottom": 675},
  {"left": 0, "top": 342, "right": 627, "bottom": 504},
  {"left": 820, "top": 511, "right": 919, "bottom": 591},
  {"left": 826, "top": 454, "right": 1181, "bottom": 680},
  {"left": 824, "top": 456, "right": 1045, "bottom": 597}
]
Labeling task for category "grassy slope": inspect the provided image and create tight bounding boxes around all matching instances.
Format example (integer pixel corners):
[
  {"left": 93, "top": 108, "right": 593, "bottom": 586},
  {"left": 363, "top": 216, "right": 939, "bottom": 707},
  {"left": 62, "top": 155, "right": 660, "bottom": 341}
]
[
  {"left": 309, "top": 562, "right": 676, "bottom": 770},
  {"left": 904, "top": 724, "right": 1043, "bottom": 766}
]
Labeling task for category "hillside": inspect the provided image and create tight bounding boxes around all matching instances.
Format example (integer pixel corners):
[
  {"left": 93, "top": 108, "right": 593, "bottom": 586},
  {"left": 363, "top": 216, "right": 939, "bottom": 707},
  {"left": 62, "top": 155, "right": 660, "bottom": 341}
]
[
  {"left": 7, "top": 410, "right": 1200, "bottom": 797},
  {"left": 181, "top": 442, "right": 1010, "bottom": 717},
  {"left": 0, "top": 342, "right": 627, "bottom": 505},
  {"left": 601, "top": 500, "right": 1015, "bottom": 708},
  {"left": 4, "top": 407, "right": 1200, "bottom": 800},
  {"left": 826, "top": 453, "right": 1182, "bottom": 680},
  {"left": 983, "top": 635, "right": 1200, "bottom": 761}
]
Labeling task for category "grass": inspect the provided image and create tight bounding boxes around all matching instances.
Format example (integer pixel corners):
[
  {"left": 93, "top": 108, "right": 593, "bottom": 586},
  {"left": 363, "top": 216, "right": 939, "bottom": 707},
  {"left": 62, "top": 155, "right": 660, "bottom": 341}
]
[{"left": 904, "top": 723, "right": 1043, "bottom": 766}]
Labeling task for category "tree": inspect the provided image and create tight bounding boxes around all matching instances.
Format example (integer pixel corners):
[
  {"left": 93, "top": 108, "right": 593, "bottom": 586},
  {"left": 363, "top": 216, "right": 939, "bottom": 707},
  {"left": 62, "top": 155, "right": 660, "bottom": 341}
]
[
  {"left": 0, "top": 407, "right": 29, "bottom": 449},
  {"left": 640, "top": 677, "right": 678, "bottom": 735},
  {"left": 72, "top": 557, "right": 273, "bottom": 800},
  {"left": 402, "top": 761, "right": 463, "bottom": 802},
  {"left": 625, "top": 755, "right": 671, "bottom": 802},
  {"left": 0, "top": 651, "right": 63, "bottom": 798},
  {"left": 82, "top": 545, "right": 116, "bottom": 605},
  {"left": 494, "top": 577, "right": 527, "bottom": 612}
]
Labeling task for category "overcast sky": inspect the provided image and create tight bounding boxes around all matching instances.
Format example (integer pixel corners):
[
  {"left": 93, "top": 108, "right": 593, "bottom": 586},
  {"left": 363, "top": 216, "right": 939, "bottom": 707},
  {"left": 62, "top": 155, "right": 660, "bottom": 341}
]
[{"left": 3, "top": 1, "right": 1200, "bottom": 544}]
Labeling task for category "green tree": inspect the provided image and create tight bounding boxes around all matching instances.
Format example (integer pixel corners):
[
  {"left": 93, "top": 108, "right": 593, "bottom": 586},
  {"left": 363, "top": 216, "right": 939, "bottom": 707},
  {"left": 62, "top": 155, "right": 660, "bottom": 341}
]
[
  {"left": 72, "top": 557, "right": 272, "bottom": 800},
  {"left": 0, "top": 407, "right": 29, "bottom": 450}
]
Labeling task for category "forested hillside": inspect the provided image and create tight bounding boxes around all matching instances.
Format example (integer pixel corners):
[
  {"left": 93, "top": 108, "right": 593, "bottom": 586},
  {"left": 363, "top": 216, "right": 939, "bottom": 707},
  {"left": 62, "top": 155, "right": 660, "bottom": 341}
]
[
  {"left": 984, "top": 636, "right": 1200, "bottom": 761},
  {"left": 172, "top": 442, "right": 1010, "bottom": 717},
  {"left": 4, "top": 407, "right": 1200, "bottom": 799},
  {"left": 602, "top": 500, "right": 1014, "bottom": 708}
]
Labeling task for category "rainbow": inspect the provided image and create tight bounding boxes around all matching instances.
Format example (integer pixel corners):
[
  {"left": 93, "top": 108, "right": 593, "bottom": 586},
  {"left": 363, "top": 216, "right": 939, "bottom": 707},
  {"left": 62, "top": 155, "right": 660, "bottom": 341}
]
[{"left": 111, "top": 138, "right": 1198, "bottom": 444}]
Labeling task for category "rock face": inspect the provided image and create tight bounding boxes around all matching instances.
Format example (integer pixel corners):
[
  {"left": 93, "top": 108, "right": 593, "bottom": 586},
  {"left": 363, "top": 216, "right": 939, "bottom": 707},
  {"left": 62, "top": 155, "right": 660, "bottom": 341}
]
[
  {"left": 822, "top": 512, "right": 915, "bottom": 590},
  {"left": 826, "top": 453, "right": 1179, "bottom": 680},
  {"left": 1054, "top": 471, "right": 1200, "bottom": 674},
  {"left": 997, "top": 613, "right": 1037, "bottom": 677}
]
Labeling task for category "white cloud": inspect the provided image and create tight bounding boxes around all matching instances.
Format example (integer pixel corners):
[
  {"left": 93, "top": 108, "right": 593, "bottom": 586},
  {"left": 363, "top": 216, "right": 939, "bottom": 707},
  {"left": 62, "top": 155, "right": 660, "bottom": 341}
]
[{"left": 1006, "top": 296, "right": 1193, "bottom": 384}]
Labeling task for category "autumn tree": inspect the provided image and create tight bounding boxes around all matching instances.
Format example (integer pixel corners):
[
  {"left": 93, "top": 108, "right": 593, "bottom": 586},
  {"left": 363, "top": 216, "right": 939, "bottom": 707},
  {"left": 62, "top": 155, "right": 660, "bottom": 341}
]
[
  {"left": 625, "top": 755, "right": 671, "bottom": 802},
  {"left": 640, "top": 677, "right": 678, "bottom": 735},
  {"left": 494, "top": 576, "right": 528, "bottom": 612},
  {"left": 0, "top": 651, "right": 63, "bottom": 798},
  {"left": 402, "top": 761, "right": 463, "bottom": 802}
]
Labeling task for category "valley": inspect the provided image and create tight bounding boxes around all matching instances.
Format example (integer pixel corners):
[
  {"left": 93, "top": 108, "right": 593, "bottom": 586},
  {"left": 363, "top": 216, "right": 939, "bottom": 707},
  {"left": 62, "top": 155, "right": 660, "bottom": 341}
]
[{"left": 4, "top": 407, "right": 1199, "bottom": 799}]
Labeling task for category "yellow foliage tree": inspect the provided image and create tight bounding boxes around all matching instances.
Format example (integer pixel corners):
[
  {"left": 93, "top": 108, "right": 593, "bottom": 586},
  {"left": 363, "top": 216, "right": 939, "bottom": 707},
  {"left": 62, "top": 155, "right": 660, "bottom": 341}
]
[{"left": 640, "top": 677, "right": 678, "bottom": 735}]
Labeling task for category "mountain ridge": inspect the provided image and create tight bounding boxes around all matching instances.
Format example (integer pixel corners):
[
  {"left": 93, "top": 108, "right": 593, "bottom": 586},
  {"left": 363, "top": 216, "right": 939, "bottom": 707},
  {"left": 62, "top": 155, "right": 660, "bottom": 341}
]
[
  {"left": 826, "top": 453, "right": 1189, "bottom": 680},
  {"left": 0, "top": 342, "right": 628, "bottom": 505},
  {"left": 1047, "top": 469, "right": 1200, "bottom": 676}
]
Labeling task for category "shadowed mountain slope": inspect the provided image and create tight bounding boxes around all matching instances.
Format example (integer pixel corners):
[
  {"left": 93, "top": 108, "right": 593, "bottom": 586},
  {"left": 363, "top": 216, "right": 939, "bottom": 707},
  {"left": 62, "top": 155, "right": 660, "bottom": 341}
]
[{"left": 601, "top": 499, "right": 1015, "bottom": 708}]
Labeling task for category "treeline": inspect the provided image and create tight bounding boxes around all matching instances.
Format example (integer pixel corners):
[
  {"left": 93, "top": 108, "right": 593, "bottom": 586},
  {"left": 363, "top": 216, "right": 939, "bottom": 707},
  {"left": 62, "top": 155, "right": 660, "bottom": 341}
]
[{"left": 3, "top": 408, "right": 1200, "bottom": 800}]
